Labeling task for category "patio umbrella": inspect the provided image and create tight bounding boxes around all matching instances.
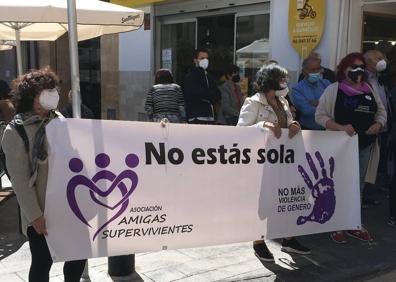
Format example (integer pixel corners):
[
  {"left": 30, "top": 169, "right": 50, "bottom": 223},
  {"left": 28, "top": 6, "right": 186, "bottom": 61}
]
[
  {"left": 0, "top": 0, "right": 144, "bottom": 117},
  {"left": 236, "top": 39, "right": 270, "bottom": 55},
  {"left": 0, "top": 40, "right": 15, "bottom": 51}
]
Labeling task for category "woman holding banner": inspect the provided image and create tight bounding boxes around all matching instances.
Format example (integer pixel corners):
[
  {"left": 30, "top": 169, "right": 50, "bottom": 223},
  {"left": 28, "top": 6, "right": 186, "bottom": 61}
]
[
  {"left": 2, "top": 68, "right": 87, "bottom": 282},
  {"left": 315, "top": 52, "right": 387, "bottom": 243},
  {"left": 237, "top": 63, "right": 311, "bottom": 262}
]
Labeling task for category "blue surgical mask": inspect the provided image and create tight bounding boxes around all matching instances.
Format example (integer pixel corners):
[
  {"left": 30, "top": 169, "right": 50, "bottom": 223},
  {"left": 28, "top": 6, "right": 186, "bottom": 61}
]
[{"left": 307, "top": 72, "right": 321, "bottom": 83}]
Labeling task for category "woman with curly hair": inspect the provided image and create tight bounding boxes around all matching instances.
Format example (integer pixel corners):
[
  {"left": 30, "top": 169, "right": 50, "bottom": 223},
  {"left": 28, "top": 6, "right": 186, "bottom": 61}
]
[
  {"left": 316, "top": 53, "right": 387, "bottom": 243},
  {"left": 2, "top": 68, "right": 86, "bottom": 282},
  {"left": 238, "top": 63, "right": 310, "bottom": 262}
]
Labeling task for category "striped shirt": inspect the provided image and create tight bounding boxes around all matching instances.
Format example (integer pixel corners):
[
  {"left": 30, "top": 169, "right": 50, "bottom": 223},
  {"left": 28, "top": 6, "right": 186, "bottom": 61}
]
[{"left": 145, "top": 83, "right": 186, "bottom": 123}]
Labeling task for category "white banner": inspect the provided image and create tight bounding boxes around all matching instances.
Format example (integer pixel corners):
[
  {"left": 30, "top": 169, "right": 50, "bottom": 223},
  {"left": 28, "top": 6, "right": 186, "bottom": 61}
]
[{"left": 44, "top": 119, "right": 361, "bottom": 262}]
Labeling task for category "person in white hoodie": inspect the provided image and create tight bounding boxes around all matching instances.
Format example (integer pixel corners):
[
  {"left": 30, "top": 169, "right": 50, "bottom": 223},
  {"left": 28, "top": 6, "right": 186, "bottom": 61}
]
[{"left": 238, "top": 63, "right": 310, "bottom": 262}]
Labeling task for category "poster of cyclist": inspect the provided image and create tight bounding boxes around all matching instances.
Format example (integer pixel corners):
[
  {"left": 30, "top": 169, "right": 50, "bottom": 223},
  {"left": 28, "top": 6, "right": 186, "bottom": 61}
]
[{"left": 288, "top": 0, "right": 325, "bottom": 58}]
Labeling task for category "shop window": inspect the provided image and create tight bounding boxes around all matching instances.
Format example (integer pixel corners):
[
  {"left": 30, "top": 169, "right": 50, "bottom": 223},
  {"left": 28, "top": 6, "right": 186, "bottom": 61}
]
[
  {"left": 79, "top": 38, "right": 101, "bottom": 119},
  {"left": 363, "top": 13, "right": 396, "bottom": 59},
  {"left": 160, "top": 22, "right": 196, "bottom": 85},
  {"left": 197, "top": 15, "right": 235, "bottom": 82},
  {"left": 236, "top": 14, "right": 270, "bottom": 97}
]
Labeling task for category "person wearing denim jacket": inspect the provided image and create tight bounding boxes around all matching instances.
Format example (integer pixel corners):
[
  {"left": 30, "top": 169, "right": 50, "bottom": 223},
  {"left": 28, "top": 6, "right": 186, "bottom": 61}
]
[{"left": 292, "top": 58, "right": 331, "bottom": 130}]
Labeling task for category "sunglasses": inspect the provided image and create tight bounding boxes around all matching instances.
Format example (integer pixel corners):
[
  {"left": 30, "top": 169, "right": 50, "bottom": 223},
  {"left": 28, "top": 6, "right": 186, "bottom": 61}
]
[{"left": 350, "top": 64, "right": 365, "bottom": 70}]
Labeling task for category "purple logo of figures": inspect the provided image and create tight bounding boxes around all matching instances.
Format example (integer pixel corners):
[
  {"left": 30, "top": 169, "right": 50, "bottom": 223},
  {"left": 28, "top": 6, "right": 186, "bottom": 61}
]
[
  {"left": 297, "top": 151, "right": 335, "bottom": 225},
  {"left": 66, "top": 153, "right": 139, "bottom": 241}
]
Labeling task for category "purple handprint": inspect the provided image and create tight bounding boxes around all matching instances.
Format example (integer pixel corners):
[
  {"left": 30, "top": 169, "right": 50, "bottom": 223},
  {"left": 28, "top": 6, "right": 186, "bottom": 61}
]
[{"left": 297, "top": 151, "right": 335, "bottom": 225}]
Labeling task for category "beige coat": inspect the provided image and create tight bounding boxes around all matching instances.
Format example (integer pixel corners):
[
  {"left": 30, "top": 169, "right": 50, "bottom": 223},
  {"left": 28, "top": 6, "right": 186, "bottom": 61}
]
[
  {"left": 2, "top": 114, "right": 50, "bottom": 236},
  {"left": 315, "top": 82, "right": 387, "bottom": 183},
  {"left": 237, "top": 93, "right": 294, "bottom": 127}
]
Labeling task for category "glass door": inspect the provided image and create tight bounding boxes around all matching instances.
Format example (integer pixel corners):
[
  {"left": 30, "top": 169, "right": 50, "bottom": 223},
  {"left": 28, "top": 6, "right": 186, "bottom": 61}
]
[
  {"left": 363, "top": 13, "right": 396, "bottom": 56},
  {"left": 78, "top": 38, "right": 101, "bottom": 118},
  {"left": 197, "top": 14, "right": 235, "bottom": 82},
  {"left": 235, "top": 12, "right": 270, "bottom": 97},
  {"left": 160, "top": 20, "right": 197, "bottom": 85}
]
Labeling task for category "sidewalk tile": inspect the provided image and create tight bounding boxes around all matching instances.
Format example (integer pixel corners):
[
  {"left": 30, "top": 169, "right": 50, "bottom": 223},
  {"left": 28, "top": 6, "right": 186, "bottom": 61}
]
[
  {"left": 135, "top": 250, "right": 193, "bottom": 273},
  {"left": 177, "top": 243, "right": 247, "bottom": 259},
  {"left": 144, "top": 268, "right": 186, "bottom": 282},
  {"left": 0, "top": 273, "right": 25, "bottom": 282}
]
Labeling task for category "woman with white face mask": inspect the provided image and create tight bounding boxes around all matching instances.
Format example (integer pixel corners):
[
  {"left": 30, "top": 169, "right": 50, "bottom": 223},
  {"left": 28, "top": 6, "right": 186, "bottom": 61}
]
[
  {"left": 238, "top": 63, "right": 301, "bottom": 139},
  {"left": 237, "top": 63, "right": 311, "bottom": 262},
  {"left": 2, "top": 68, "right": 87, "bottom": 282}
]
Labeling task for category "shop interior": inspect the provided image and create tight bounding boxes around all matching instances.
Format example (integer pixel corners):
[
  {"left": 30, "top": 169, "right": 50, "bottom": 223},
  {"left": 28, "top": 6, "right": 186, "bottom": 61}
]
[{"left": 159, "top": 9, "right": 270, "bottom": 96}]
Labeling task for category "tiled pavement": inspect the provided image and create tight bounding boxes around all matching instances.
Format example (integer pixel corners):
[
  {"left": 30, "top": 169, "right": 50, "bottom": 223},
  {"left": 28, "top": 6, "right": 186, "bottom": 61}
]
[{"left": 1, "top": 184, "right": 395, "bottom": 282}]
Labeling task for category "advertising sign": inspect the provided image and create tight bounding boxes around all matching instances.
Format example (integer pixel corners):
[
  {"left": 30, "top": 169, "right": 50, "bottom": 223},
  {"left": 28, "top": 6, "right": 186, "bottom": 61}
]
[{"left": 288, "top": 0, "right": 326, "bottom": 58}]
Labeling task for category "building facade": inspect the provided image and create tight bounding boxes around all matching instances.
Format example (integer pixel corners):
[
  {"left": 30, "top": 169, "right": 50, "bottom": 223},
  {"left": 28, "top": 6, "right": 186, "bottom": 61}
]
[{"left": 1, "top": 0, "right": 396, "bottom": 121}]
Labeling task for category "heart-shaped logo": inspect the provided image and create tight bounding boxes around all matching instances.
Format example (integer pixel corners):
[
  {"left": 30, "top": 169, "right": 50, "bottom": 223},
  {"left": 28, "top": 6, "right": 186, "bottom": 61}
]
[{"left": 66, "top": 153, "right": 139, "bottom": 241}]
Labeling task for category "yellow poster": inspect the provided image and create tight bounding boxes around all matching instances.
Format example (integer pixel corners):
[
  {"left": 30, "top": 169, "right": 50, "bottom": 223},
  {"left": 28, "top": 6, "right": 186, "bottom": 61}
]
[{"left": 288, "top": 0, "right": 325, "bottom": 59}]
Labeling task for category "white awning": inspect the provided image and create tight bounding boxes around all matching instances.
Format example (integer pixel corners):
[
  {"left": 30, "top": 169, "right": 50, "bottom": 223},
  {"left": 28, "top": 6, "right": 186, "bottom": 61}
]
[
  {"left": 363, "top": 0, "right": 396, "bottom": 5},
  {"left": 0, "top": 0, "right": 144, "bottom": 41},
  {"left": 236, "top": 39, "right": 270, "bottom": 55}
]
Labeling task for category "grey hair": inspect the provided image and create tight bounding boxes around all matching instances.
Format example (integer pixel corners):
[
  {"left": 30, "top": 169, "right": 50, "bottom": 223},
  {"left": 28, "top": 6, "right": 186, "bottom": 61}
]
[
  {"left": 364, "top": 50, "right": 384, "bottom": 65},
  {"left": 307, "top": 52, "right": 321, "bottom": 62},
  {"left": 255, "top": 63, "right": 288, "bottom": 93}
]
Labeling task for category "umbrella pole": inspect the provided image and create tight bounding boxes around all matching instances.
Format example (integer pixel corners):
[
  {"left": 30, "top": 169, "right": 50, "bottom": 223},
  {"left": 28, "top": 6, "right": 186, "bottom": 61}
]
[
  {"left": 15, "top": 28, "right": 23, "bottom": 76},
  {"left": 67, "top": 0, "right": 81, "bottom": 119}
]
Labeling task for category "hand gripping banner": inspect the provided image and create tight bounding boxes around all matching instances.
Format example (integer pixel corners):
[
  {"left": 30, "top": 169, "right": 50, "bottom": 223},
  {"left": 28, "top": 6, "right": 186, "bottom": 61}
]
[{"left": 44, "top": 119, "right": 361, "bottom": 261}]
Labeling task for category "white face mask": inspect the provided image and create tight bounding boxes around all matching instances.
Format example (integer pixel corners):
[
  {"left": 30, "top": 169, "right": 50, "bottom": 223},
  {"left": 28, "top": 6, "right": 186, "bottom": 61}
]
[
  {"left": 376, "top": 59, "right": 387, "bottom": 72},
  {"left": 275, "top": 87, "right": 289, "bottom": 97},
  {"left": 39, "top": 88, "right": 59, "bottom": 111},
  {"left": 199, "top": 58, "right": 209, "bottom": 70},
  {"left": 279, "top": 82, "right": 288, "bottom": 89}
]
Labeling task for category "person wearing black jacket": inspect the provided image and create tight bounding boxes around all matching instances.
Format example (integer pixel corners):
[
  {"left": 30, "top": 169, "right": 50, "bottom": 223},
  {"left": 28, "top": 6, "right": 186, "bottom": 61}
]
[
  {"left": 61, "top": 90, "right": 95, "bottom": 119},
  {"left": 183, "top": 49, "right": 221, "bottom": 124}
]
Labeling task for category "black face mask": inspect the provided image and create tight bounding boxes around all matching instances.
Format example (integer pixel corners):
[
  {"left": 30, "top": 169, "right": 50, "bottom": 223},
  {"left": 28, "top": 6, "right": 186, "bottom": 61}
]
[
  {"left": 232, "top": 75, "right": 240, "bottom": 83},
  {"left": 347, "top": 69, "right": 365, "bottom": 83}
]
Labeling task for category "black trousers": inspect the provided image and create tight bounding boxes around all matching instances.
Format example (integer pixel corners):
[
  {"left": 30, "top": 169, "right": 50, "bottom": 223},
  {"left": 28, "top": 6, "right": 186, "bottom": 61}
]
[
  {"left": 225, "top": 117, "right": 239, "bottom": 126},
  {"left": 27, "top": 227, "right": 86, "bottom": 282},
  {"left": 188, "top": 119, "right": 215, "bottom": 125},
  {"left": 390, "top": 143, "right": 396, "bottom": 219}
]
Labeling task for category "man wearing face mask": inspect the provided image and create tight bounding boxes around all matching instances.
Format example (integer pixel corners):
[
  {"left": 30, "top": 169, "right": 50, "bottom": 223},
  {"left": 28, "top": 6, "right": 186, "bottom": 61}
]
[
  {"left": 364, "top": 50, "right": 390, "bottom": 119},
  {"left": 364, "top": 50, "right": 392, "bottom": 192},
  {"left": 292, "top": 58, "right": 331, "bottom": 130},
  {"left": 219, "top": 64, "right": 244, "bottom": 126},
  {"left": 298, "top": 52, "right": 336, "bottom": 83},
  {"left": 182, "top": 48, "right": 221, "bottom": 124}
]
